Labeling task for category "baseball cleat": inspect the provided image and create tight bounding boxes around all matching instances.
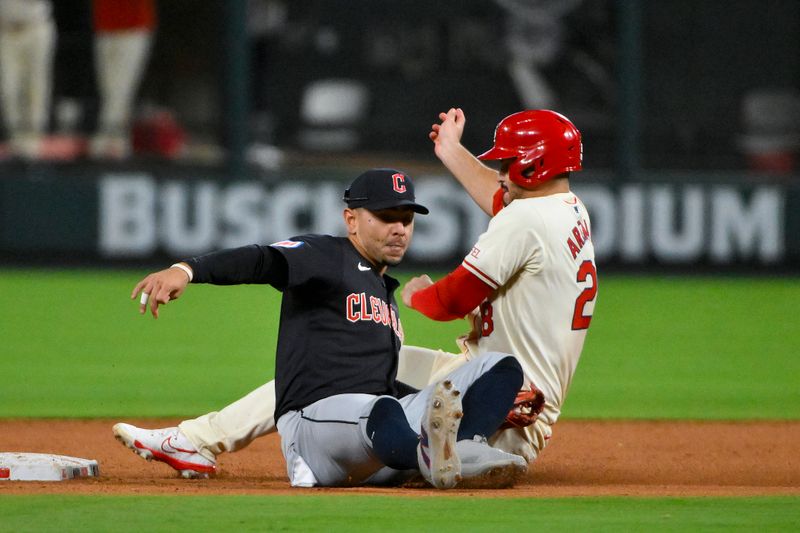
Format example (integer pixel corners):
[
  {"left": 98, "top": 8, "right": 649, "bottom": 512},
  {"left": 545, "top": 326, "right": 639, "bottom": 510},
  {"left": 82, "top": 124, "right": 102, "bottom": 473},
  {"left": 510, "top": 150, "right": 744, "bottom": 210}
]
[
  {"left": 417, "top": 380, "right": 463, "bottom": 489},
  {"left": 112, "top": 423, "right": 216, "bottom": 479},
  {"left": 455, "top": 435, "right": 528, "bottom": 488}
]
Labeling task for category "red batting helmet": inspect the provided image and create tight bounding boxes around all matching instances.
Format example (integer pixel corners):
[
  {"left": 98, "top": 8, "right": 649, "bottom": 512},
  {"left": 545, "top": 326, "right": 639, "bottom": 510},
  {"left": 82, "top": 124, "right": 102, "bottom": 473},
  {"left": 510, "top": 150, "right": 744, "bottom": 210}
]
[{"left": 478, "top": 110, "right": 582, "bottom": 188}]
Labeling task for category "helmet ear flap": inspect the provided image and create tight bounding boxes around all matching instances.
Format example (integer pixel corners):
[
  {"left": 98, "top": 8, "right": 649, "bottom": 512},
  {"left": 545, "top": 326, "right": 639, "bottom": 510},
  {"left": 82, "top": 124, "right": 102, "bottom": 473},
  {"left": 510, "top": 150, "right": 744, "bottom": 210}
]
[{"left": 509, "top": 146, "right": 545, "bottom": 187}]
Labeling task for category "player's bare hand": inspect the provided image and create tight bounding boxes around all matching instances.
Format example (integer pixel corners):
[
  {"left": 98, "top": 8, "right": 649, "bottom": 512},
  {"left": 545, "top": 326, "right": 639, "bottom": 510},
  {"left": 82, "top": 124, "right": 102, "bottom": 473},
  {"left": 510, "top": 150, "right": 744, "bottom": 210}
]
[
  {"left": 402, "top": 274, "right": 434, "bottom": 308},
  {"left": 131, "top": 266, "right": 191, "bottom": 318},
  {"left": 429, "top": 108, "right": 465, "bottom": 158}
]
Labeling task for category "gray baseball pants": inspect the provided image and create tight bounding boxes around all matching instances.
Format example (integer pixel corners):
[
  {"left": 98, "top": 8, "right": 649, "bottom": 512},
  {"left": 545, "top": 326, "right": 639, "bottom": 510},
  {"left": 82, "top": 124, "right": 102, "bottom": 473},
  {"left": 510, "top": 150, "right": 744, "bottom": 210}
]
[{"left": 276, "top": 352, "right": 510, "bottom": 487}]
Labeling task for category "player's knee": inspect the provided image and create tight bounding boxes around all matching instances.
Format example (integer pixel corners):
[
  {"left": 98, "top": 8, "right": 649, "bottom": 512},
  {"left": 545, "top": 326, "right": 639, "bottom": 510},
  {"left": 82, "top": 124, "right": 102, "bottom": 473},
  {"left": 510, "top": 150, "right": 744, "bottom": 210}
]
[
  {"left": 490, "top": 355, "right": 523, "bottom": 389},
  {"left": 495, "top": 354, "right": 522, "bottom": 372},
  {"left": 366, "top": 397, "right": 405, "bottom": 434},
  {"left": 366, "top": 396, "right": 418, "bottom": 471}
]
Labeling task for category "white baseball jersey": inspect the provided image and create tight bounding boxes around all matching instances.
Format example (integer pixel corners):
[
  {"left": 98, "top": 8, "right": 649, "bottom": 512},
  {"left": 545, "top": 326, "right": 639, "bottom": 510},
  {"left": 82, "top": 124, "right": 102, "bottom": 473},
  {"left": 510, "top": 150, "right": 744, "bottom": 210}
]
[{"left": 461, "top": 191, "right": 597, "bottom": 425}]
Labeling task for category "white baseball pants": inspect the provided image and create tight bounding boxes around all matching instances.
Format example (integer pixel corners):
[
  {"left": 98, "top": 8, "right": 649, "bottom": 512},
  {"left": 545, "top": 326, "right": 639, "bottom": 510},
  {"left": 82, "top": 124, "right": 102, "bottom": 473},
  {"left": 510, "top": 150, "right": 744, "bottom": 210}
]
[{"left": 94, "top": 30, "right": 152, "bottom": 136}]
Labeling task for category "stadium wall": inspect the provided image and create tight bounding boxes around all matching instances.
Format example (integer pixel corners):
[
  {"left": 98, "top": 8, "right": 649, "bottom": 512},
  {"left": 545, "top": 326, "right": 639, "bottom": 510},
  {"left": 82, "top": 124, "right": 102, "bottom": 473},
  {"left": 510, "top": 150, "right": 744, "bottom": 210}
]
[{"left": 1, "top": 167, "right": 797, "bottom": 271}]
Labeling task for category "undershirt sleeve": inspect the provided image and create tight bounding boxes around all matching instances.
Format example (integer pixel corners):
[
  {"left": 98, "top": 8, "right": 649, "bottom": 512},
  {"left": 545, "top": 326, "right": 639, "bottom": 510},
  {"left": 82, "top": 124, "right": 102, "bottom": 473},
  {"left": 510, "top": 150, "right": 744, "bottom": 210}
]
[
  {"left": 492, "top": 187, "right": 505, "bottom": 216},
  {"left": 184, "top": 245, "right": 289, "bottom": 287},
  {"left": 410, "top": 265, "right": 493, "bottom": 321}
]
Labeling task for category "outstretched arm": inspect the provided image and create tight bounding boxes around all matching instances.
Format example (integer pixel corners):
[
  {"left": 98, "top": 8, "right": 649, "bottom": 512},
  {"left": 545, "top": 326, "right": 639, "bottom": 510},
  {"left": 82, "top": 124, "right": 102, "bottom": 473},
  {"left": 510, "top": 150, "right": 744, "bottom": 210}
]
[
  {"left": 131, "top": 245, "right": 288, "bottom": 319},
  {"left": 430, "top": 108, "right": 499, "bottom": 216}
]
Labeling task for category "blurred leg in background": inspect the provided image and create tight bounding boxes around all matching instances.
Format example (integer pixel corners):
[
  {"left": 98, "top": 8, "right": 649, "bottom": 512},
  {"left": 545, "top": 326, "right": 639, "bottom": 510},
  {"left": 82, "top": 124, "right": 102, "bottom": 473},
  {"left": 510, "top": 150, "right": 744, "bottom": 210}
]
[
  {"left": 90, "top": 0, "right": 156, "bottom": 160},
  {"left": 0, "top": 0, "right": 56, "bottom": 160}
]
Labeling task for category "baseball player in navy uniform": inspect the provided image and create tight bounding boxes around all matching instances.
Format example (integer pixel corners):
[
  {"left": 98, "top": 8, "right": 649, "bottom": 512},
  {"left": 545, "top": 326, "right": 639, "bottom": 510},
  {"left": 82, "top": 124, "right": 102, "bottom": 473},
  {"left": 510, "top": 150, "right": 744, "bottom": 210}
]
[{"left": 116, "top": 169, "right": 527, "bottom": 488}]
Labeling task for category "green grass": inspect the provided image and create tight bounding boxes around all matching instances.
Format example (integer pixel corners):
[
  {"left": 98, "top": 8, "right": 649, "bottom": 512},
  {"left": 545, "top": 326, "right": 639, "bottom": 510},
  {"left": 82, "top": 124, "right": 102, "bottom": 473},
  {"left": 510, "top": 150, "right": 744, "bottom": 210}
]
[
  {"left": 2, "top": 270, "right": 798, "bottom": 530},
  {"left": 568, "top": 276, "right": 800, "bottom": 419},
  {"left": 0, "top": 495, "right": 798, "bottom": 532},
  {"left": 1, "top": 269, "right": 798, "bottom": 419}
]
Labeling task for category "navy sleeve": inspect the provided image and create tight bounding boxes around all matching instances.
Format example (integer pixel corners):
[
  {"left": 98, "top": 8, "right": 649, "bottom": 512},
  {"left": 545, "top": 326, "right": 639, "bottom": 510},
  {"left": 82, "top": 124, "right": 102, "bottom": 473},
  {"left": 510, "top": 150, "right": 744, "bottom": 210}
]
[{"left": 184, "top": 244, "right": 288, "bottom": 287}]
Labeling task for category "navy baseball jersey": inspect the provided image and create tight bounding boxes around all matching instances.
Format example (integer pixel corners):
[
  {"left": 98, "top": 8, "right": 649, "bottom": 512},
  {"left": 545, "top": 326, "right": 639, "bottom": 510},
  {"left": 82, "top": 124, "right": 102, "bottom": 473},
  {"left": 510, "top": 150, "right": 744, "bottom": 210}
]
[
  {"left": 185, "top": 234, "right": 405, "bottom": 421},
  {"left": 270, "top": 235, "right": 404, "bottom": 419}
]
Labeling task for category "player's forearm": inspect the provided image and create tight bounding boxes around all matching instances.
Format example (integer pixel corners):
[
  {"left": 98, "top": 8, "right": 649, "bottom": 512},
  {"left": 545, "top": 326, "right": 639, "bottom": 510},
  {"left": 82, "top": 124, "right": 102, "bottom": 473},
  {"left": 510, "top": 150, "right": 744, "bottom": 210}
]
[
  {"left": 184, "top": 245, "right": 287, "bottom": 286},
  {"left": 436, "top": 141, "right": 498, "bottom": 216},
  {"left": 410, "top": 266, "right": 493, "bottom": 321},
  {"left": 410, "top": 284, "right": 463, "bottom": 321}
]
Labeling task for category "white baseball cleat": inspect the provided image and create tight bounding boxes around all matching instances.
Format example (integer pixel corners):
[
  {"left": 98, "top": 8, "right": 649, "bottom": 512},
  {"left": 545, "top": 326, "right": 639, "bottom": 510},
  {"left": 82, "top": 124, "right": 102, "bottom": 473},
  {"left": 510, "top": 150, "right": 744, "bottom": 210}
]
[
  {"left": 455, "top": 435, "right": 528, "bottom": 488},
  {"left": 417, "top": 380, "right": 463, "bottom": 489},
  {"left": 112, "top": 423, "right": 216, "bottom": 479}
]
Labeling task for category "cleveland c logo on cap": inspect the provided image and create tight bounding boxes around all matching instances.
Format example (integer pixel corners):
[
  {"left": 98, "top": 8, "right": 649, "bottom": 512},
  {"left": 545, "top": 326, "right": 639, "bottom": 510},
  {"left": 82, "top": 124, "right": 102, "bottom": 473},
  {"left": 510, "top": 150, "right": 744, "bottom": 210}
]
[{"left": 392, "top": 173, "right": 407, "bottom": 193}]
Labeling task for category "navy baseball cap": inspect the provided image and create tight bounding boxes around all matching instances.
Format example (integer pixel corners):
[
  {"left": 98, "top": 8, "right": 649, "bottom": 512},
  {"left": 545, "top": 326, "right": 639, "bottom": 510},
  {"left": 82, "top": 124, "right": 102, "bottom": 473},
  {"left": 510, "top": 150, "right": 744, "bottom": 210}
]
[{"left": 343, "top": 168, "right": 429, "bottom": 214}]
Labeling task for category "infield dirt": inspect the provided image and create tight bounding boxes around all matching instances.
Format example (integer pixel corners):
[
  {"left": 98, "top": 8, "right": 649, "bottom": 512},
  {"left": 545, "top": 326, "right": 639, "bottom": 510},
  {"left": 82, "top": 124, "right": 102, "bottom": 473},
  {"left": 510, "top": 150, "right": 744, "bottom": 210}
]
[{"left": 1, "top": 419, "right": 798, "bottom": 497}]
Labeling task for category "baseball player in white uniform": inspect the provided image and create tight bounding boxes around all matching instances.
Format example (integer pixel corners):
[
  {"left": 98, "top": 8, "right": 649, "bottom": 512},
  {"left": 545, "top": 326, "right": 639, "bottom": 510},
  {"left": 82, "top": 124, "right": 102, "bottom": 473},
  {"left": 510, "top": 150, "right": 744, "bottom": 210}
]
[
  {"left": 402, "top": 107, "right": 597, "bottom": 462},
  {"left": 113, "top": 108, "right": 596, "bottom": 476}
]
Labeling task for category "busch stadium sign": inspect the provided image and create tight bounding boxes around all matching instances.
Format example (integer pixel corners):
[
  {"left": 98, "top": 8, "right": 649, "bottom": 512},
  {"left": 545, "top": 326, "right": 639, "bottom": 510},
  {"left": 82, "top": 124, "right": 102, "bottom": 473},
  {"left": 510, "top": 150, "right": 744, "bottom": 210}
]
[
  {"left": 577, "top": 184, "right": 784, "bottom": 264},
  {"left": 98, "top": 174, "right": 490, "bottom": 263},
  {"left": 96, "top": 173, "right": 790, "bottom": 267}
]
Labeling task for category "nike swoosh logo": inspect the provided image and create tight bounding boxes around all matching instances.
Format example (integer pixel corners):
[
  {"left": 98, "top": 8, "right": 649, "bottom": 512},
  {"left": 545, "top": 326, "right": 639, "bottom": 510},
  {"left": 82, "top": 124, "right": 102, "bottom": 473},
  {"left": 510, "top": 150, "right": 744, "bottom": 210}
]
[
  {"left": 161, "top": 435, "right": 193, "bottom": 454},
  {"left": 358, "top": 262, "right": 371, "bottom": 271}
]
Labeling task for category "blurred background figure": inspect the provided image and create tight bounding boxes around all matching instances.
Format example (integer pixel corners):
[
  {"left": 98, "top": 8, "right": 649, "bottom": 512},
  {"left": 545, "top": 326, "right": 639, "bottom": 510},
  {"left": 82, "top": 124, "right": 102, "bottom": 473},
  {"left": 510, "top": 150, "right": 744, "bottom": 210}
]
[
  {"left": 495, "top": 0, "right": 582, "bottom": 110},
  {"left": 0, "top": 0, "right": 56, "bottom": 160},
  {"left": 245, "top": 0, "right": 287, "bottom": 170},
  {"left": 495, "top": 0, "right": 614, "bottom": 121},
  {"left": 737, "top": 88, "right": 800, "bottom": 176},
  {"left": 89, "top": 0, "right": 156, "bottom": 160}
]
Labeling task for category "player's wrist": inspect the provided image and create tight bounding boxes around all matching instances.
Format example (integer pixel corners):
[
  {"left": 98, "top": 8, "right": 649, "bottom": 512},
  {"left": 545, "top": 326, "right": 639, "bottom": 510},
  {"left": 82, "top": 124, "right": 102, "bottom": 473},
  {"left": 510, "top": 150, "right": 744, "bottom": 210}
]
[
  {"left": 170, "top": 262, "right": 193, "bottom": 282},
  {"left": 436, "top": 137, "right": 463, "bottom": 160}
]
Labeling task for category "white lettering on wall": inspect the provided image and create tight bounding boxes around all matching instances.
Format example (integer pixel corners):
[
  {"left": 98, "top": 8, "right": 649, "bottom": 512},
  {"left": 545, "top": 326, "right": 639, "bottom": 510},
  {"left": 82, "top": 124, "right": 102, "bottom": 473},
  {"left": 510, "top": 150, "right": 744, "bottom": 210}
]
[
  {"left": 409, "top": 179, "right": 462, "bottom": 261},
  {"left": 312, "top": 183, "right": 346, "bottom": 236},
  {"left": 269, "top": 184, "right": 313, "bottom": 240},
  {"left": 575, "top": 185, "right": 616, "bottom": 259},
  {"left": 97, "top": 175, "right": 786, "bottom": 265},
  {"left": 161, "top": 182, "right": 217, "bottom": 256},
  {"left": 710, "top": 186, "right": 783, "bottom": 263},
  {"left": 619, "top": 185, "right": 646, "bottom": 261},
  {"left": 99, "top": 174, "right": 156, "bottom": 256},
  {"left": 221, "top": 183, "right": 265, "bottom": 248},
  {"left": 651, "top": 186, "right": 704, "bottom": 262}
]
